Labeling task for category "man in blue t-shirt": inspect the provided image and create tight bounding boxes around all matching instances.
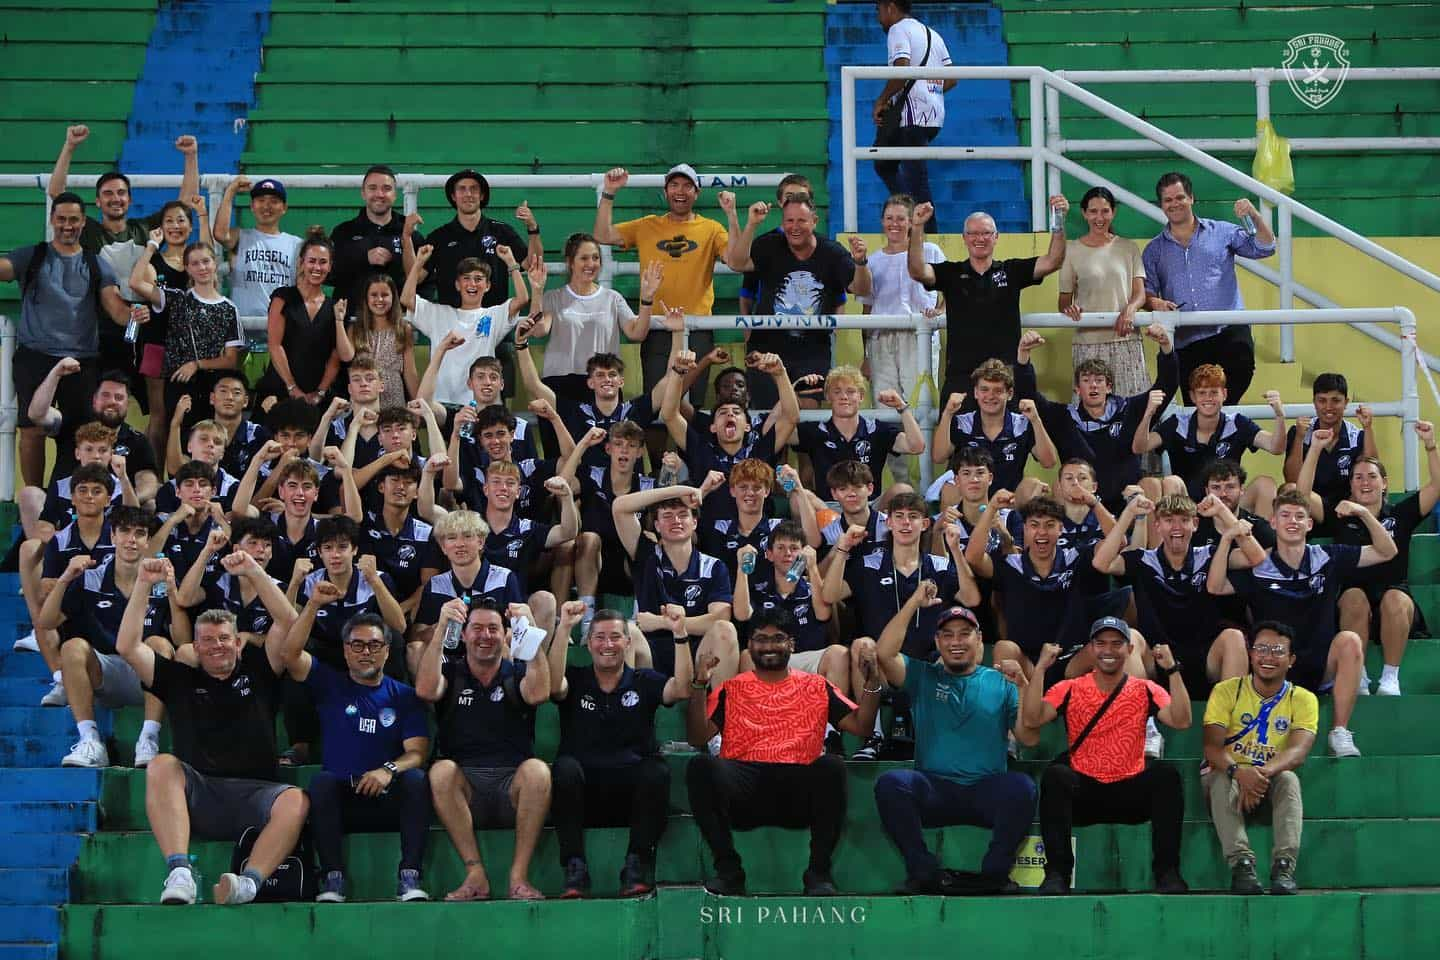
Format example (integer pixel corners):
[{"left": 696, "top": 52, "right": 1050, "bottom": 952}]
[
  {"left": 872, "top": 584, "right": 1038, "bottom": 895},
  {"left": 281, "top": 603, "right": 431, "bottom": 903}
]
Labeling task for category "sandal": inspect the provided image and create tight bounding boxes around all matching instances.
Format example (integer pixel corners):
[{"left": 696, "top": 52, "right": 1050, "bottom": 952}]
[
  {"left": 508, "top": 880, "right": 544, "bottom": 901},
  {"left": 444, "top": 882, "right": 490, "bottom": 902}
]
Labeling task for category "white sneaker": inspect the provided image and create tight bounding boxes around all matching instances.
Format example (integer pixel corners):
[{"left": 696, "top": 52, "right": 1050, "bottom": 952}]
[
  {"left": 13, "top": 630, "right": 38, "bottom": 653},
  {"left": 1357, "top": 675, "right": 1372, "bottom": 696},
  {"left": 1144, "top": 718, "right": 1165, "bottom": 759},
  {"left": 707, "top": 733, "right": 723, "bottom": 757},
  {"left": 40, "top": 680, "right": 68, "bottom": 707},
  {"left": 134, "top": 735, "right": 160, "bottom": 768},
  {"left": 1328, "top": 727, "right": 1362, "bottom": 758},
  {"left": 1377, "top": 676, "right": 1401, "bottom": 696},
  {"left": 214, "top": 872, "right": 257, "bottom": 905},
  {"left": 160, "top": 866, "right": 197, "bottom": 905},
  {"left": 61, "top": 736, "right": 109, "bottom": 768}
]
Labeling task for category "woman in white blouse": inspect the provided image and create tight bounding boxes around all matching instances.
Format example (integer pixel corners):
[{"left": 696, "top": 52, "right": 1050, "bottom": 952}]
[{"left": 1059, "top": 187, "right": 1149, "bottom": 395}]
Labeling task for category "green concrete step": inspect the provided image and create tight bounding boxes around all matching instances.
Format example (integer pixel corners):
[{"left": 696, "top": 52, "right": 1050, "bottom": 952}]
[
  {"left": 57, "top": 888, "right": 1440, "bottom": 960},
  {"left": 0, "top": 10, "right": 155, "bottom": 41},
  {"left": 93, "top": 755, "right": 1440, "bottom": 830},
  {"left": 1004, "top": 6, "right": 1440, "bottom": 43},
  {"left": 0, "top": 81, "right": 137, "bottom": 119},
  {"left": 71, "top": 817, "right": 1440, "bottom": 901}
]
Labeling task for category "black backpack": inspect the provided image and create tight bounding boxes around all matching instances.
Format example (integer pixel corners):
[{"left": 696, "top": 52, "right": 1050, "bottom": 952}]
[
  {"left": 230, "top": 825, "right": 319, "bottom": 902},
  {"left": 20, "top": 241, "right": 103, "bottom": 308}
]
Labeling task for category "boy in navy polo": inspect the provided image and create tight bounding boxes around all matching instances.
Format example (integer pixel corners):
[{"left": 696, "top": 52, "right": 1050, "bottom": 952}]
[
  {"left": 930, "top": 359, "right": 1056, "bottom": 498},
  {"left": 793, "top": 365, "right": 925, "bottom": 499},
  {"left": 1283, "top": 372, "right": 1375, "bottom": 522},
  {"left": 410, "top": 508, "right": 525, "bottom": 672},
  {"left": 359, "top": 462, "right": 439, "bottom": 617}
]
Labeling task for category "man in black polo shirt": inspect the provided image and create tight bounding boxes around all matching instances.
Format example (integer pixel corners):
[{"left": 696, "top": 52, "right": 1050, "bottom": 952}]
[
  {"left": 908, "top": 199, "right": 1068, "bottom": 402},
  {"left": 549, "top": 601, "right": 691, "bottom": 897},
  {"left": 29, "top": 360, "right": 160, "bottom": 500},
  {"left": 329, "top": 165, "right": 418, "bottom": 317},
  {"left": 418, "top": 596, "right": 554, "bottom": 901},
  {"left": 117, "top": 559, "right": 305, "bottom": 906}
]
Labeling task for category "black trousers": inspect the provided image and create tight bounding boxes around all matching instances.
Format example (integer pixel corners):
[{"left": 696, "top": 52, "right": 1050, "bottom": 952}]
[
  {"left": 875, "top": 125, "right": 942, "bottom": 232},
  {"left": 308, "top": 768, "right": 431, "bottom": 874},
  {"left": 551, "top": 754, "right": 670, "bottom": 865},
  {"left": 1038, "top": 762, "right": 1184, "bottom": 882},
  {"left": 1177, "top": 325, "right": 1255, "bottom": 405},
  {"left": 686, "top": 754, "right": 847, "bottom": 880}
]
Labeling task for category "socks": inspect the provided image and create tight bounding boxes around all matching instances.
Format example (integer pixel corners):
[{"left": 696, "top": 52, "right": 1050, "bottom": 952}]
[
  {"left": 241, "top": 867, "right": 264, "bottom": 885},
  {"left": 166, "top": 853, "right": 190, "bottom": 872},
  {"left": 52, "top": 670, "right": 62, "bottom": 685},
  {"left": 140, "top": 720, "right": 161, "bottom": 740},
  {"left": 1381, "top": 665, "right": 1400, "bottom": 685},
  {"left": 76, "top": 719, "right": 99, "bottom": 741},
  {"left": 873, "top": 712, "right": 885, "bottom": 737}
]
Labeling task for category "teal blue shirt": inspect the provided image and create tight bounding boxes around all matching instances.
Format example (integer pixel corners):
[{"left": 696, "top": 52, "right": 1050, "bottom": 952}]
[{"left": 902, "top": 657, "right": 1018, "bottom": 785}]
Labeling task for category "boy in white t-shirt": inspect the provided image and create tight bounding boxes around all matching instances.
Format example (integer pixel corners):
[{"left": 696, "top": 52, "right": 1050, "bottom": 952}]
[
  {"left": 401, "top": 244, "right": 541, "bottom": 413},
  {"left": 860, "top": 194, "right": 944, "bottom": 486},
  {"left": 872, "top": 2, "right": 954, "bottom": 228},
  {"left": 212, "top": 176, "right": 303, "bottom": 321}
]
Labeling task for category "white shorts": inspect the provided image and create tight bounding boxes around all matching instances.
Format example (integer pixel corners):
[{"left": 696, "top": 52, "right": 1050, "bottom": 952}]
[
  {"left": 789, "top": 648, "right": 829, "bottom": 674},
  {"left": 95, "top": 652, "right": 145, "bottom": 708}
]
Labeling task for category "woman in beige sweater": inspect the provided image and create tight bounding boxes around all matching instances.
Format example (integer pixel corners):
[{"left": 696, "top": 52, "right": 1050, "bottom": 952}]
[{"left": 1059, "top": 187, "right": 1149, "bottom": 395}]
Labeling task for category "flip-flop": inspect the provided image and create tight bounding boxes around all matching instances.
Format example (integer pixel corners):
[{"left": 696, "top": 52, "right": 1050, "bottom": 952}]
[
  {"left": 444, "top": 883, "right": 490, "bottom": 902},
  {"left": 508, "top": 881, "right": 544, "bottom": 901}
]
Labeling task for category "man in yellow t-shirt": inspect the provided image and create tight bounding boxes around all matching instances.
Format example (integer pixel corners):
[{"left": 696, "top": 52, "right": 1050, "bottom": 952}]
[
  {"left": 1201, "top": 620, "right": 1318, "bottom": 896},
  {"left": 593, "top": 164, "right": 728, "bottom": 409}
]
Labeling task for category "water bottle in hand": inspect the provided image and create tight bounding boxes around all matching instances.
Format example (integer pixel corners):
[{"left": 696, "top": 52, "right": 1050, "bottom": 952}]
[
  {"left": 785, "top": 554, "right": 808, "bottom": 583},
  {"left": 124, "top": 304, "right": 146, "bottom": 344},
  {"left": 657, "top": 461, "right": 679, "bottom": 487},
  {"left": 442, "top": 594, "right": 471, "bottom": 652},
  {"left": 457, "top": 400, "right": 478, "bottom": 441},
  {"left": 151, "top": 553, "right": 168, "bottom": 599}
]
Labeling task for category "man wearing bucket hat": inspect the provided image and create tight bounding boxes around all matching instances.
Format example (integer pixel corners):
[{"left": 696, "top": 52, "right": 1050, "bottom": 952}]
[
  {"left": 872, "top": 581, "right": 1038, "bottom": 895},
  {"left": 1023, "top": 615, "right": 1192, "bottom": 895},
  {"left": 592, "top": 163, "right": 727, "bottom": 413}
]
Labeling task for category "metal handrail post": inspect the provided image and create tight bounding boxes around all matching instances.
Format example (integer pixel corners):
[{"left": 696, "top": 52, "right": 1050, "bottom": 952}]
[
  {"left": 0, "top": 316, "right": 15, "bottom": 501},
  {"left": 913, "top": 312, "right": 935, "bottom": 493},
  {"left": 1045, "top": 85, "right": 1063, "bottom": 203},
  {"left": 1029, "top": 78, "right": 1046, "bottom": 231},
  {"left": 1400, "top": 308, "right": 1421, "bottom": 490},
  {"left": 842, "top": 70, "right": 859, "bottom": 233},
  {"left": 1277, "top": 204, "right": 1294, "bottom": 361}
]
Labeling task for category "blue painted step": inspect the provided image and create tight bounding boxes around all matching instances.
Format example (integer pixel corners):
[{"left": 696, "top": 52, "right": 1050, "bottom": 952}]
[
  {"left": 0, "top": 655, "right": 51, "bottom": 682},
  {"left": 0, "top": 907, "right": 59, "bottom": 944},
  {"left": 0, "top": 804, "right": 97, "bottom": 835},
  {"left": 0, "top": 739, "right": 73, "bottom": 770},
  {"left": 0, "top": 709, "right": 113, "bottom": 741},
  {"left": 0, "top": 679, "right": 53, "bottom": 707},
  {"left": 0, "top": 770, "right": 102, "bottom": 804},
  {"left": 0, "top": 945, "right": 58, "bottom": 960},
  {"left": 0, "top": 870, "right": 68, "bottom": 906},
  {"left": 0, "top": 835, "right": 84, "bottom": 870}
]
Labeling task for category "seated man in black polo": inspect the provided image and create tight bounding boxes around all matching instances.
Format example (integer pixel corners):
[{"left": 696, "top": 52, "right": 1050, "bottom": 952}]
[
  {"left": 549, "top": 601, "right": 692, "bottom": 897},
  {"left": 686, "top": 609, "right": 881, "bottom": 896},
  {"left": 116, "top": 557, "right": 306, "bottom": 906}
]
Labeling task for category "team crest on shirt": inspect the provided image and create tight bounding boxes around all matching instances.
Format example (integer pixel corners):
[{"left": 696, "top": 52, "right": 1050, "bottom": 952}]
[
  {"left": 96, "top": 600, "right": 113, "bottom": 609},
  {"left": 1336, "top": 455, "right": 1352, "bottom": 470},
  {"left": 684, "top": 585, "right": 703, "bottom": 602},
  {"left": 1275, "top": 716, "right": 1290, "bottom": 733},
  {"left": 345, "top": 704, "right": 358, "bottom": 716},
  {"left": 991, "top": 270, "right": 1008, "bottom": 287},
  {"left": 379, "top": 708, "right": 396, "bottom": 728},
  {"left": 580, "top": 693, "right": 596, "bottom": 711},
  {"left": 398, "top": 545, "right": 416, "bottom": 561},
  {"left": 253, "top": 614, "right": 271, "bottom": 632},
  {"left": 622, "top": 691, "right": 640, "bottom": 708},
  {"left": 1002, "top": 442, "right": 1018, "bottom": 461},
  {"left": 854, "top": 440, "right": 871, "bottom": 459},
  {"left": 489, "top": 687, "right": 505, "bottom": 702}
]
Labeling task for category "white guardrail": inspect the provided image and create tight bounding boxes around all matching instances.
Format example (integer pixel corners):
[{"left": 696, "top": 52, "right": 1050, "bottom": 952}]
[
  {"left": 0, "top": 307, "right": 1419, "bottom": 501},
  {"left": 839, "top": 65, "right": 1440, "bottom": 370}
]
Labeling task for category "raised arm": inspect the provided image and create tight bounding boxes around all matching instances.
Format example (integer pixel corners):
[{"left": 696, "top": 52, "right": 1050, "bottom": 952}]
[
  {"left": 1252, "top": 392, "right": 1288, "bottom": 455},
  {"left": 930, "top": 391, "right": 966, "bottom": 465},
  {"left": 176, "top": 527, "right": 228, "bottom": 607},
  {"left": 27, "top": 357, "right": 82, "bottom": 433},
  {"left": 1417, "top": 421, "right": 1440, "bottom": 514},
  {"left": 543, "top": 477, "right": 579, "bottom": 546},
  {"left": 1021, "top": 643, "right": 1062, "bottom": 728},
  {"left": 1151, "top": 644, "right": 1192, "bottom": 729},
  {"left": 820, "top": 525, "right": 866, "bottom": 604},
  {"left": 659, "top": 349, "right": 694, "bottom": 449},
  {"left": 756, "top": 353, "right": 800, "bottom": 448},
  {"left": 548, "top": 600, "right": 583, "bottom": 701},
  {"left": 128, "top": 232, "right": 165, "bottom": 307},
  {"left": 612, "top": 484, "right": 701, "bottom": 559},
  {"left": 1093, "top": 496, "right": 1149, "bottom": 575},
  {"left": 591, "top": 168, "right": 628, "bottom": 246},
  {"left": 877, "top": 580, "right": 941, "bottom": 687},
  {"left": 1335, "top": 501, "right": 1398, "bottom": 566},
  {"left": 231, "top": 440, "right": 280, "bottom": 520},
  {"left": 117, "top": 559, "right": 169, "bottom": 687},
  {"left": 400, "top": 245, "right": 431, "bottom": 313},
  {"left": 511, "top": 320, "right": 556, "bottom": 407},
  {"left": 1293, "top": 425, "right": 1330, "bottom": 521},
  {"left": 907, "top": 204, "right": 938, "bottom": 286},
  {"left": 621, "top": 261, "right": 664, "bottom": 342},
  {"left": 722, "top": 197, "right": 769, "bottom": 273},
  {"left": 1282, "top": 417, "right": 1308, "bottom": 485},
  {"left": 1033, "top": 196, "right": 1069, "bottom": 278},
  {"left": 875, "top": 389, "right": 926, "bottom": 456},
  {"left": 211, "top": 176, "right": 248, "bottom": 252},
  {"left": 415, "top": 597, "right": 464, "bottom": 702},
  {"left": 1018, "top": 398, "right": 1058, "bottom": 469},
  {"left": 511, "top": 602, "right": 552, "bottom": 706},
  {"left": 963, "top": 489, "right": 1014, "bottom": 577},
  {"left": 48, "top": 125, "right": 88, "bottom": 199},
  {"left": 1132, "top": 390, "right": 1168, "bottom": 455}
]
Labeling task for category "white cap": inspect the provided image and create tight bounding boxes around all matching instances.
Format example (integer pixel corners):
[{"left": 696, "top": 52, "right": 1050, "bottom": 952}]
[{"left": 665, "top": 163, "right": 701, "bottom": 190}]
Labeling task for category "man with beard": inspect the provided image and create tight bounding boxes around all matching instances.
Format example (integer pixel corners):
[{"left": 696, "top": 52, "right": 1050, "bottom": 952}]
[
  {"left": 873, "top": 581, "right": 1038, "bottom": 895},
  {"left": 282, "top": 607, "right": 431, "bottom": 903},
  {"left": 686, "top": 608, "right": 881, "bottom": 896},
  {"left": 1024, "top": 618, "right": 1192, "bottom": 894},
  {"left": 549, "top": 601, "right": 691, "bottom": 898},
  {"left": 29, "top": 360, "right": 161, "bottom": 499},
  {"left": 330, "top": 165, "right": 419, "bottom": 316},
  {"left": 419, "top": 597, "right": 554, "bottom": 901}
]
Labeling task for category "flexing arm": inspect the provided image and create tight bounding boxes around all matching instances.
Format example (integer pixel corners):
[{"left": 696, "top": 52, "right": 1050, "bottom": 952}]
[
  {"left": 27, "top": 357, "right": 81, "bottom": 433},
  {"left": 116, "top": 560, "right": 168, "bottom": 687},
  {"left": 1093, "top": 496, "right": 1148, "bottom": 575},
  {"left": 128, "top": 236, "right": 164, "bottom": 306},
  {"left": 211, "top": 176, "right": 247, "bottom": 251},
  {"left": 1252, "top": 393, "right": 1288, "bottom": 455},
  {"left": 612, "top": 484, "right": 701, "bottom": 558},
  {"left": 48, "top": 125, "right": 88, "bottom": 199},
  {"left": 907, "top": 204, "right": 938, "bottom": 285},
  {"left": 591, "top": 168, "right": 628, "bottom": 246},
  {"left": 1336, "top": 501, "right": 1398, "bottom": 566},
  {"left": 1021, "top": 644, "right": 1062, "bottom": 728},
  {"left": 1019, "top": 398, "right": 1058, "bottom": 469}
]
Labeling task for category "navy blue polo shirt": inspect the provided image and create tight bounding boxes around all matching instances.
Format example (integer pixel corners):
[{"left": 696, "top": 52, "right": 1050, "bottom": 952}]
[
  {"left": 987, "top": 545, "right": 1094, "bottom": 660},
  {"left": 153, "top": 467, "right": 241, "bottom": 517},
  {"left": 296, "top": 566, "right": 398, "bottom": 660},
  {"left": 305, "top": 658, "right": 427, "bottom": 779},
  {"left": 632, "top": 542, "right": 732, "bottom": 676},
  {"left": 437, "top": 658, "right": 537, "bottom": 767},
  {"left": 60, "top": 557, "right": 171, "bottom": 653},
  {"left": 746, "top": 575, "right": 827, "bottom": 653},
  {"left": 482, "top": 514, "right": 554, "bottom": 592},
  {"left": 795, "top": 416, "right": 901, "bottom": 492},
  {"left": 1229, "top": 544, "right": 1361, "bottom": 664},
  {"left": 265, "top": 513, "right": 321, "bottom": 584},
  {"left": 200, "top": 567, "right": 287, "bottom": 637},
  {"left": 699, "top": 515, "right": 783, "bottom": 583},
  {"left": 1286, "top": 420, "right": 1366, "bottom": 509},
  {"left": 579, "top": 465, "right": 654, "bottom": 548},
  {"left": 1157, "top": 411, "right": 1262, "bottom": 500},
  {"left": 415, "top": 562, "right": 525, "bottom": 632},
  {"left": 1123, "top": 545, "right": 1220, "bottom": 656},
  {"left": 557, "top": 665, "right": 669, "bottom": 768},
  {"left": 561, "top": 396, "right": 659, "bottom": 470},
  {"left": 42, "top": 519, "right": 114, "bottom": 579},
  {"left": 219, "top": 418, "right": 272, "bottom": 479},
  {"left": 844, "top": 546, "right": 961, "bottom": 660},
  {"left": 39, "top": 473, "right": 123, "bottom": 527},
  {"left": 360, "top": 510, "right": 439, "bottom": 601},
  {"left": 458, "top": 450, "right": 557, "bottom": 520},
  {"left": 947, "top": 409, "right": 1037, "bottom": 494}
]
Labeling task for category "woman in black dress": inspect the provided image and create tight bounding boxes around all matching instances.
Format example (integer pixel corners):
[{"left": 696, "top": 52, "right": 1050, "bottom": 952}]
[{"left": 255, "top": 228, "right": 348, "bottom": 408}]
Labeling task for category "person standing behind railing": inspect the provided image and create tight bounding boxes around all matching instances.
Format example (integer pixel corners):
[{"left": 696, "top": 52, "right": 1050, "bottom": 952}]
[
  {"left": 1060, "top": 187, "right": 1150, "bottom": 397},
  {"left": 212, "top": 176, "right": 302, "bottom": 326},
  {"left": 1142, "top": 172, "right": 1274, "bottom": 405},
  {"left": 871, "top": 1, "right": 954, "bottom": 233}
]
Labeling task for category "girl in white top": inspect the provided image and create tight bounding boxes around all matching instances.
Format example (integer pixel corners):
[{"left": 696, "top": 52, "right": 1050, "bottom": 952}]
[
  {"left": 525, "top": 232, "right": 662, "bottom": 408},
  {"left": 1059, "top": 186, "right": 1149, "bottom": 395},
  {"left": 860, "top": 194, "right": 943, "bottom": 486},
  {"left": 212, "top": 175, "right": 302, "bottom": 323}
]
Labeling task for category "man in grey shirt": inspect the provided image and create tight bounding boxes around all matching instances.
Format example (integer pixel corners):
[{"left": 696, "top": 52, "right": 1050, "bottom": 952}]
[{"left": 0, "top": 192, "right": 129, "bottom": 486}]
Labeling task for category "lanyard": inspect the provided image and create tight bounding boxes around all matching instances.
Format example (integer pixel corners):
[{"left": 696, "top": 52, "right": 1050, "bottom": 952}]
[{"left": 1223, "top": 680, "right": 1290, "bottom": 748}]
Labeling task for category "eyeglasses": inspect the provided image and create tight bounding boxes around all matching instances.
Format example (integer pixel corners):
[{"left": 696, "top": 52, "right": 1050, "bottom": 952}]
[
  {"left": 963, "top": 231, "right": 997, "bottom": 239},
  {"left": 749, "top": 632, "right": 792, "bottom": 645},
  {"left": 1252, "top": 644, "right": 1291, "bottom": 657},
  {"left": 344, "top": 639, "right": 388, "bottom": 654}
]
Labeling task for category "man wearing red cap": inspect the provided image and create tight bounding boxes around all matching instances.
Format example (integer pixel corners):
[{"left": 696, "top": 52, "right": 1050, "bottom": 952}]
[{"left": 872, "top": 581, "right": 1037, "bottom": 894}]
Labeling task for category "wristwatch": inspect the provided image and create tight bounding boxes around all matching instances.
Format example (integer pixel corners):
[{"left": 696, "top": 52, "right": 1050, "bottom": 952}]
[
  {"left": 1225, "top": 762, "right": 1238, "bottom": 780},
  {"left": 382, "top": 761, "right": 399, "bottom": 776}
]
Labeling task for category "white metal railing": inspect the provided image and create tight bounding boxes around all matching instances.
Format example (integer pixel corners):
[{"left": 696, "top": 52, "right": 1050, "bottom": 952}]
[{"left": 840, "top": 65, "right": 1440, "bottom": 370}]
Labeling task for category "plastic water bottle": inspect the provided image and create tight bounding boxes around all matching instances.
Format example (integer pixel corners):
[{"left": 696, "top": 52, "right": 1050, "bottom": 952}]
[
  {"left": 775, "top": 465, "right": 796, "bottom": 493},
  {"left": 657, "top": 461, "right": 679, "bottom": 487},
  {"left": 785, "top": 554, "right": 808, "bottom": 583},
  {"left": 442, "top": 593, "right": 470, "bottom": 652},
  {"left": 457, "top": 400, "right": 478, "bottom": 441},
  {"left": 740, "top": 551, "right": 756, "bottom": 575},
  {"left": 124, "top": 304, "right": 146, "bottom": 344},
  {"left": 1240, "top": 213, "right": 1258, "bottom": 235},
  {"left": 189, "top": 854, "right": 204, "bottom": 903},
  {"left": 151, "top": 552, "right": 168, "bottom": 599},
  {"left": 1049, "top": 204, "right": 1066, "bottom": 232}
]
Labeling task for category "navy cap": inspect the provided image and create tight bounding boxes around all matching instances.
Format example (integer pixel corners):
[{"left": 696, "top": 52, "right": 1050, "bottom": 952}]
[
  {"left": 1089, "top": 615, "right": 1131, "bottom": 641},
  {"left": 936, "top": 607, "right": 979, "bottom": 630},
  {"left": 249, "top": 178, "right": 286, "bottom": 201}
]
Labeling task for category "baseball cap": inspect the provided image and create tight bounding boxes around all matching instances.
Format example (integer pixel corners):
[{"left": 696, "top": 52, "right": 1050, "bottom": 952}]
[
  {"left": 445, "top": 169, "right": 490, "bottom": 209},
  {"left": 1089, "top": 615, "right": 1131, "bottom": 641},
  {"left": 664, "top": 163, "right": 701, "bottom": 190},
  {"left": 249, "top": 178, "right": 286, "bottom": 202},
  {"left": 936, "top": 607, "right": 979, "bottom": 630}
]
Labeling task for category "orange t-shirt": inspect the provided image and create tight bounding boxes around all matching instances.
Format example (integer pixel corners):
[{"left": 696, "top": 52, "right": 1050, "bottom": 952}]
[
  {"left": 707, "top": 670, "right": 856, "bottom": 764},
  {"left": 1043, "top": 674, "right": 1169, "bottom": 783}
]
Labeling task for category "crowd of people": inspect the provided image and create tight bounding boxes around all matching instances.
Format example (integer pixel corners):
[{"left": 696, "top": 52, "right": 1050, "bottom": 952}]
[{"left": 0, "top": 80, "right": 1425, "bottom": 907}]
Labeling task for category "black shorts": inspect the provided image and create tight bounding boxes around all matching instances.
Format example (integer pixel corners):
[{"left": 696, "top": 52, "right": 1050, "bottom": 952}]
[
  {"left": 180, "top": 760, "right": 293, "bottom": 841},
  {"left": 597, "top": 541, "right": 634, "bottom": 597},
  {"left": 1352, "top": 581, "right": 1428, "bottom": 640},
  {"left": 15, "top": 345, "right": 97, "bottom": 430},
  {"left": 463, "top": 766, "right": 518, "bottom": 827}
]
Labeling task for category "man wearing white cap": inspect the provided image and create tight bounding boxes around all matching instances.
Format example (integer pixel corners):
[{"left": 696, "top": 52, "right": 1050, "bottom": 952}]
[{"left": 593, "top": 163, "right": 727, "bottom": 411}]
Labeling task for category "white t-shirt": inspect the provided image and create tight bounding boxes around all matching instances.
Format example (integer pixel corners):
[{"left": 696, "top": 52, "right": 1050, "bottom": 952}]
[
  {"left": 540, "top": 284, "right": 636, "bottom": 378},
  {"left": 408, "top": 296, "right": 517, "bottom": 406},
  {"left": 859, "top": 244, "right": 944, "bottom": 320},
  {"left": 887, "top": 18, "right": 953, "bottom": 128},
  {"left": 231, "top": 229, "right": 302, "bottom": 320},
  {"left": 98, "top": 240, "right": 146, "bottom": 302}
]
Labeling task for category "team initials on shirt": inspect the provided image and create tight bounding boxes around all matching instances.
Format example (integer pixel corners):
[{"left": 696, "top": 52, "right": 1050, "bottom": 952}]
[{"left": 358, "top": 717, "right": 376, "bottom": 734}]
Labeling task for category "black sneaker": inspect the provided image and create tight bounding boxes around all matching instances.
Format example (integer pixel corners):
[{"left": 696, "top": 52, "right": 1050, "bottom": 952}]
[
  {"left": 895, "top": 871, "right": 943, "bottom": 895},
  {"left": 619, "top": 853, "right": 653, "bottom": 896},
  {"left": 1037, "top": 872, "right": 1070, "bottom": 895},
  {"left": 802, "top": 869, "right": 838, "bottom": 896},
  {"left": 824, "top": 730, "right": 845, "bottom": 756},
  {"left": 1229, "top": 857, "right": 1263, "bottom": 895},
  {"left": 1270, "top": 857, "right": 1299, "bottom": 895},
  {"left": 704, "top": 871, "right": 746, "bottom": 896},
  {"left": 851, "top": 735, "right": 884, "bottom": 761},
  {"left": 1155, "top": 868, "right": 1189, "bottom": 894},
  {"left": 560, "top": 857, "right": 590, "bottom": 899},
  {"left": 941, "top": 870, "right": 1015, "bottom": 896}
]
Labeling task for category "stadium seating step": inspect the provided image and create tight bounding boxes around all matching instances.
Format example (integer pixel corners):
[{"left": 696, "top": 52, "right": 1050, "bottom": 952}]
[
  {"left": 0, "top": 870, "right": 68, "bottom": 906},
  {"left": 0, "top": 945, "right": 57, "bottom": 960},
  {"left": 3, "top": 770, "right": 102, "bottom": 804},
  {"left": 0, "top": 835, "right": 85, "bottom": 870},
  {"left": 0, "top": 803, "right": 97, "bottom": 835},
  {"left": 0, "top": 909, "right": 57, "bottom": 946},
  {"left": 0, "top": 739, "right": 75, "bottom": 770}
]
